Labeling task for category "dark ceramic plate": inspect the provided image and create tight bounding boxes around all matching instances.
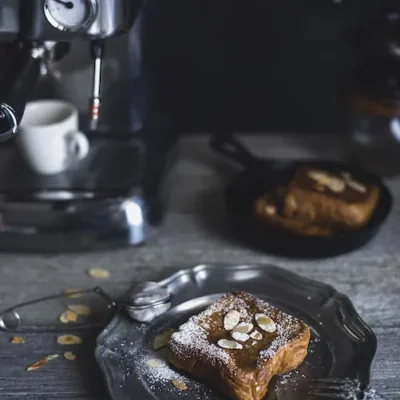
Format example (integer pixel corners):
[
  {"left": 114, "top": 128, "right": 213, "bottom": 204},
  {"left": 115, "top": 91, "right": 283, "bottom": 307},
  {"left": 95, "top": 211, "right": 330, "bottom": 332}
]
[
  {"left": 95, "top": 264, "right": 377, "bottom": 400},
  {"left": 210, "top": 135, "right": 393, "bottom": 258}
]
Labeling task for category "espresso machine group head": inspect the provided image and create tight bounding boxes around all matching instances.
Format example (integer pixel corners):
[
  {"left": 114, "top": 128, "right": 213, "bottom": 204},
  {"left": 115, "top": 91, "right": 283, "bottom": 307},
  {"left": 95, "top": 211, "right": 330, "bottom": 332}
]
[{"left": 0, "top": 0, "right": 144, "bottom": 141}]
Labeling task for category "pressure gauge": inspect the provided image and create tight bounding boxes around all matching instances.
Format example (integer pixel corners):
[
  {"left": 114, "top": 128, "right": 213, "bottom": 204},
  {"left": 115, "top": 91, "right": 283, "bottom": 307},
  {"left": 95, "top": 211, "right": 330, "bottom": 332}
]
[{"left": 44, "top": 0, "right": 98, "bottom": 32}]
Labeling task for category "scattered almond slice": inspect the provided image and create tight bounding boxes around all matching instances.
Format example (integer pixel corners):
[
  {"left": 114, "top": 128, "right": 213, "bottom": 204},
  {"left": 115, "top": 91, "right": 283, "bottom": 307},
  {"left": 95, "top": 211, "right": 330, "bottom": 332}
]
[
  {"left": 59, "top": 310, "right": 78, "bottom": 323},
  {"left": 232, "top": 322, "right": 253, "bottom": 334},
  {"left": 27, "top": 354, "right": 58, "bottom": 371},
  {"left": 64, "top": 352, "right": 76, "bottom": 361},
  {"left": 87, "top": 268, "right": 110, "bottom": 279},
  {"left": 11, "top": 336, "right": 24, "bottom": 344},
  {"left": 217, "top": 339, "right": 243, "bottom": 350},
  {"left": 153, "top": 329, "right": 175, "bottom": 350},
  {"left": 250, "top": 330, "right": 263, "bottom": 340},
  {"left": 146, "top": 359, "right": 165, "bottom": 368},
  {"left": 223, "top": 310, "right": 240, "bottom": 331},
  {"left": 231, "top": 331, "right": 250, "bottom": 342},
  {"left": 57, "top": 335, "right": 83, "bottom": 345},
  {"left": 172, "top": 380, "right": 187, "bottom": 391},
  {"left": 255, "top": 314, "right": 276, "bottom": 333},
  {"left": 63, "top": 289, "right": 82, "bottom": 299},
  {"left": 67, "top": 305, "right": 91, "bottom": 316}
]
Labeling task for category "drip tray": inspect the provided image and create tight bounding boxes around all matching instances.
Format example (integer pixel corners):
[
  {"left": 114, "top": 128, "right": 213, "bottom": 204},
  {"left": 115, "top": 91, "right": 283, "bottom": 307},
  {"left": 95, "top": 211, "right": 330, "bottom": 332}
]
[{"left": 0, "top": 137, "right": 168, "bottom": 252}]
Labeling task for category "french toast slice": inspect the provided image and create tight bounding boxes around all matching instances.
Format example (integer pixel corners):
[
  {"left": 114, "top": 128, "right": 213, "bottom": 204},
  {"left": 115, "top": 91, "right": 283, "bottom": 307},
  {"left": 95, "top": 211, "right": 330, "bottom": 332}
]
[
  {"left": 168, "top": 291, "right": 310, "bottom": 400},
  {"left": 283, "top": 166, "right": 380, "bottom": 229},
  {"left": 254, "top": 191, "right": 332, "bottom": 236}
]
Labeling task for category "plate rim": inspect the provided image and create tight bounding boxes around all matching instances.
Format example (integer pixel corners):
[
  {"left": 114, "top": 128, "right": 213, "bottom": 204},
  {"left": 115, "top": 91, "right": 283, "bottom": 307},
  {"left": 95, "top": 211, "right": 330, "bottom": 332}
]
[{"left": 95, "top": 263, "right": 377, "bottom": 399}]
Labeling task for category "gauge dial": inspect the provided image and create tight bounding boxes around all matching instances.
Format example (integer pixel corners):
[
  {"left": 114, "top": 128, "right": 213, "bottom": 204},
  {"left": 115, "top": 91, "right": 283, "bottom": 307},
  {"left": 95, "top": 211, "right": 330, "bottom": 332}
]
[{"left": 44, "top": 0, "right": 98, "bottom": 32}]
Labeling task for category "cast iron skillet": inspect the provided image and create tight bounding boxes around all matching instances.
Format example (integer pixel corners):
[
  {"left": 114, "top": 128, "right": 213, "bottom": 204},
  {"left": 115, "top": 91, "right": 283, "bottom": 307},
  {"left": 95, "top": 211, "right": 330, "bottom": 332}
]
[{"left": 210, "top": 134, "right": 393, "bottom": 258}]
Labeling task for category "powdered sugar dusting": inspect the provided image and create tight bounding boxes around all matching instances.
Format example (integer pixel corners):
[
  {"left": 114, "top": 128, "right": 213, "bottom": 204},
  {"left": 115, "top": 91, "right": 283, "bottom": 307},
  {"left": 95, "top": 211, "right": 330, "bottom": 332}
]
[
  {"left": 336, "top": 380, "right": 384, "bottom": 400},
  {"left": 169, "top": 291, "right": 307, "bottom": 373},
  {"left": 169, "top": 312, "right": 232, "bottom": 370}
]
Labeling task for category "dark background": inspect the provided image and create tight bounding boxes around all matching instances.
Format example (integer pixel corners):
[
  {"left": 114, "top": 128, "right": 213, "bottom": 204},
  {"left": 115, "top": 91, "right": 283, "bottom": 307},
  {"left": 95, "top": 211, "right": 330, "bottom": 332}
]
[{"left": 139, "top": 0, "right": 385, "bottom": 134}]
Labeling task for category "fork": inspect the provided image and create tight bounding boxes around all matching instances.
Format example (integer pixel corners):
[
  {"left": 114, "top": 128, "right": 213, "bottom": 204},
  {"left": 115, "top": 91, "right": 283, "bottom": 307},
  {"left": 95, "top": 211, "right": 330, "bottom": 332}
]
[{"left": 309, "top": 378, "right": 387, "bottom": 399}]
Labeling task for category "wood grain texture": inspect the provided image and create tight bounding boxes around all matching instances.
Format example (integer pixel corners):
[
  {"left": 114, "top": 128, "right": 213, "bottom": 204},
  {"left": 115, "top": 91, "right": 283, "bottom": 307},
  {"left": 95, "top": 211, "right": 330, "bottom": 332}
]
[{"left": 0, "top": 135, "right": 399, "bottom": 399}]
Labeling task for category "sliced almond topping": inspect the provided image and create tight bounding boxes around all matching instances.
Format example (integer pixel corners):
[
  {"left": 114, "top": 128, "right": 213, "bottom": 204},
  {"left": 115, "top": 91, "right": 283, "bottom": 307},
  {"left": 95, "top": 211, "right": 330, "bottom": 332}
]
[
  {"left": 146, "top": 359, "right": 164, "bottom": 368},
  {"left": 232, "top": 322, "right": 253, "bottom": 334},
  {"left": 264, "top": 205, "right": 276, "bottom": 216},
  {"left": 63, "top": 289, "right": 82, "bottom": 299},
  {"left": 27, "top": 354, "right": 58, "bottom": 371},
  {"left": 347, "top": 179, "right": 367, "bottom": 193},
  {"left": 255, "top": 314, "right": 276, "bottom": 333},
  {"left": 231, "top": 331, "right": 250, "bottom": 342},
  {"left": 57, "top": 335, "right": 83, "bottom": 345},
  {"left": 250, "top": 330, "right": 263, "bottom": 340},
  {"left": 217, "top": 339, "right": 243, "bottom": 350},
  {"left": 11, "top": 336, "right": 24, "bottom": 344},
  {"left": 307, "top": 170, "right": 346, "bottom": 193},
  {"left": 59, "top": 310, "right": 78, "bottom": 323},
  {"left": 223, "top": 310, "right": 240, "bottom": 331},
  {"left": 87, "top": 268, "right": 110, "bottom": 279},
  {"left": 153, "top": 329, "right": 175, "bottom": 350},
  {"left": 67, "top": 305, "right": 91, "bottom": 316},
  {"left": 64, "top": 352, "right": 76, "bottom": 361},
  {"left": 172, "top": 379, "right": 187, "bottom": 390}
]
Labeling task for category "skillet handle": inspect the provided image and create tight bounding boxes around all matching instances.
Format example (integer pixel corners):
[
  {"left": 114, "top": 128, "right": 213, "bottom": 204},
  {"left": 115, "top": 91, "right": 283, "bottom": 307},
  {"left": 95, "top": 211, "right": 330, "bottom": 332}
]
[{"left": 209, "top": 134, "right": 258, "bottom": 167}]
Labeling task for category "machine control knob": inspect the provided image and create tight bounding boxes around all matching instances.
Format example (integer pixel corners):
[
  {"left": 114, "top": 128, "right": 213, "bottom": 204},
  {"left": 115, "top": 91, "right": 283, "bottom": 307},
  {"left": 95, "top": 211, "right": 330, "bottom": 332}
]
[{"left": 0, "top": 104, "right": 18, "bottom": 142}]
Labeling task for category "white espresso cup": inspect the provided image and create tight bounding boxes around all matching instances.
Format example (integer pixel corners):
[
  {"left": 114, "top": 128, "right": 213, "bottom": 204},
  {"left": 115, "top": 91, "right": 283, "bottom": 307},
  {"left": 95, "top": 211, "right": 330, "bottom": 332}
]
[{"left": 18, "top": 100, "right": 89, "bottom": 175}]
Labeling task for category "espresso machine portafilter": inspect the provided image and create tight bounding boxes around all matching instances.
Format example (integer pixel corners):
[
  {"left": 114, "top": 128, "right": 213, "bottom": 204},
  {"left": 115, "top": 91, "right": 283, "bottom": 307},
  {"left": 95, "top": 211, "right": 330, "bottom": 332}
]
[{"left": 0, "top": 0, "right": 144, "bottom": 141}]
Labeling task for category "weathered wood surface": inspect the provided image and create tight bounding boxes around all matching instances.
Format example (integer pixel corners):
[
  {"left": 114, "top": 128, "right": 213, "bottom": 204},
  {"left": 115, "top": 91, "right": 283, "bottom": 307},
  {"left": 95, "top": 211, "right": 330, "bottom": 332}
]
[{"left": 0, "top": 135, "right": 399, "bottom": 399}]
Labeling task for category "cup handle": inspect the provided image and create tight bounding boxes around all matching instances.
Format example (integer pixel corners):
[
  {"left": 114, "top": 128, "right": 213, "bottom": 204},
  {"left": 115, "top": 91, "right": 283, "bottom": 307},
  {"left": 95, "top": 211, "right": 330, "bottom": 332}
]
[{"left": 67, "top": 131, "right": 90, "bottom": 160}]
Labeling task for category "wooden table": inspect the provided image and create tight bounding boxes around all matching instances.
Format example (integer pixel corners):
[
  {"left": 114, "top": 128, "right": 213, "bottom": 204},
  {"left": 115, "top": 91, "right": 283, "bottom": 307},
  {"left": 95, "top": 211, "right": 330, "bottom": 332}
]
[{"left": 0, "top": 135, "right": 399, "bottom": 399}]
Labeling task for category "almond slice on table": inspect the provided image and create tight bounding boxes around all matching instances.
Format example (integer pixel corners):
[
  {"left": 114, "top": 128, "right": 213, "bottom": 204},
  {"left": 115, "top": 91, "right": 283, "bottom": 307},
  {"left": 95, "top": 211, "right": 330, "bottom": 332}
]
[
  {"left": 255, "top": 314, "right": 276, "bottom": 333},
  {"left": 11, "top": 336, "right": 24, "bottom": 344},
  {"left": 67, "top": 304, "right": 91, "bottom": 316},
  {"left": 57, "top": 335, "right": 83, "bottom": 345},
  {"left": 217, "top": 339, "right": 243, "bottom": 350},
  {"left": 87, "top": 268, "right": 110, "bottom": 279},
  {"left": 223, "top": 310, "right": 240, "bottom": 331},
  {"left": 64, "top": 352, "right": 76, "bottom": 361},
  {"left": 27, "top": 354, "right": 58, "bottom": 371},
  {"left": 59, "top": 310, "right": 78, "bottom": 323}
]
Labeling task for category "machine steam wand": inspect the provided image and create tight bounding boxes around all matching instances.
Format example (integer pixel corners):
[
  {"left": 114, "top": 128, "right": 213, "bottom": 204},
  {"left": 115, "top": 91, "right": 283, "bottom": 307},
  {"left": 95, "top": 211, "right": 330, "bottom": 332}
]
[{"left": 89, "top": 39, "right": 104, "bottom": 131}]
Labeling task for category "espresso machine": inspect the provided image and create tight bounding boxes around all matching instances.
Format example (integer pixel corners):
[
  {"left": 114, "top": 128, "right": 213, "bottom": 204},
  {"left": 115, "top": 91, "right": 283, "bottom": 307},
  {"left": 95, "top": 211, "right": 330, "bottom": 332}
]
[{"left": 0, "top": 0, "right": 176, "bottom": 251}]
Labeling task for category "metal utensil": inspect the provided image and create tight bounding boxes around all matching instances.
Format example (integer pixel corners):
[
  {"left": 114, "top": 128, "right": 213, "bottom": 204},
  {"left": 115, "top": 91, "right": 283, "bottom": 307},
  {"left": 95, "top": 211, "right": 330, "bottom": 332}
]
[
  {"left": 120, "top": 281, "right": 172, "bottom": 323},
  {"left": 309, "top": 378, "right": 387, "bottom": 399}
]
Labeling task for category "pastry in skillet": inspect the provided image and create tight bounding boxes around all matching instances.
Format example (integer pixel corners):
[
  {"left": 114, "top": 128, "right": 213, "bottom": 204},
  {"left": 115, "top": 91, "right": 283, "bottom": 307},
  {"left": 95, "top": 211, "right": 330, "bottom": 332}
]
[
  {"left": 283, "top": 167, "right": 380, "bottom": 229},
  {"left": 168, "top": 291, "right": 310, "bottom": 400},
  {"left": 254, "top": 191, "right": 332, "bottom": 236}
]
